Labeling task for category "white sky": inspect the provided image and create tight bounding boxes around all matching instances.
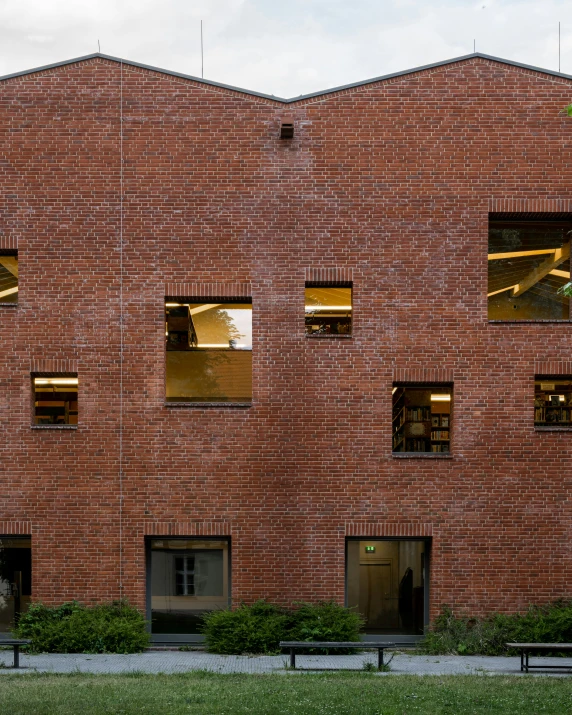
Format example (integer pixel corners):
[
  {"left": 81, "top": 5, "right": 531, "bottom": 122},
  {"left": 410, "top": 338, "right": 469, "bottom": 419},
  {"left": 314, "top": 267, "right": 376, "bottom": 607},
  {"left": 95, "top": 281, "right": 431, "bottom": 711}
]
[{"left": 0, "top": 0, "right": 571, "bottom": 98}]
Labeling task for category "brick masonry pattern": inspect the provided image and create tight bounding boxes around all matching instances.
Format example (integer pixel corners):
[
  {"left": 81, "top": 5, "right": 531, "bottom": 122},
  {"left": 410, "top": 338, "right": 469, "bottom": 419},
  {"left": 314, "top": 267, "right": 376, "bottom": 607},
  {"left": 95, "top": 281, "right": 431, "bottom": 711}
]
[{"left": 1, "top": 55, "right": 571, "bottom": 618}]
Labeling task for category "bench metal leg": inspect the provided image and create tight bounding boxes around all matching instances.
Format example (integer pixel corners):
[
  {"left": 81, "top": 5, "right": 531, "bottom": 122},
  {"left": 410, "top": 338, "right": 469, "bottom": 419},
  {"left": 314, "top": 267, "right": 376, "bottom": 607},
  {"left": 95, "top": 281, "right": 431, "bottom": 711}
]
[
  {"left": 290, "top": 648, "right": 296, "bottom": 669},
  {"left": 378, "top": 648, "right": 384, "bottom": 670},
  {"left": 524, "top": 650, "right": 529, "bottom": 674},
  {"left": 13, "top": 645, "right": 20, "bottom": 669}
]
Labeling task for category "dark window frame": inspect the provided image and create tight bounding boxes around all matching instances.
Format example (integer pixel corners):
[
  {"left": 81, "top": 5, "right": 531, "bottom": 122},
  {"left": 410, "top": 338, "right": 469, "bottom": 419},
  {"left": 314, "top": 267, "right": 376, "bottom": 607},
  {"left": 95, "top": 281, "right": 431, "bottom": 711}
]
[{"left": 304, "top": 281, "right": 353, "bottom": 338}]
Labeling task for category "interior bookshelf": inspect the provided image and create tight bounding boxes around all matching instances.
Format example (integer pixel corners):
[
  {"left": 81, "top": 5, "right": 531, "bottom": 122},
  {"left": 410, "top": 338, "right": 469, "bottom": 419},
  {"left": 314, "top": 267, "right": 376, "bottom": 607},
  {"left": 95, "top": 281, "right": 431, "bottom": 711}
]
[
  {"left": 392, "top": 386, "right": 452, "bottom": 453},
  {"left": 534, "top": 378, "right": 572, "bottom": 426}
]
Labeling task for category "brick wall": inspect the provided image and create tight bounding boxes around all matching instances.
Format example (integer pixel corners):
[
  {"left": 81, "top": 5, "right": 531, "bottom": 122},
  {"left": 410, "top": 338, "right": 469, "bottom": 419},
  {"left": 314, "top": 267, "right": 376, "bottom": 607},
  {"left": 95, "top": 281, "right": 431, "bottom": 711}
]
[{"left": 1, "top": 55, "right": 571, "bottom": 619}]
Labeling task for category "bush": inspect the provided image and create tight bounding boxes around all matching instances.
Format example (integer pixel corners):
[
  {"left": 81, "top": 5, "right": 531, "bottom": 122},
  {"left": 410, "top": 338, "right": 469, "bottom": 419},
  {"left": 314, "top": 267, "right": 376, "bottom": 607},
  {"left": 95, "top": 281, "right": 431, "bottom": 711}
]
[
  {"left": 423, "top": 601, "right": 572, "bottom": 656},
  {"left": 201, "top": 600, "right": 290, "bottom": 654},
  {"left": 15, "top": 600, "right": 150, "bottom": 654},
  {"left": 288, "top": 601, "right": 364, "bottom": 652},
  {"left": 201, "top": 599, "right": 364, "bottom": 655}
]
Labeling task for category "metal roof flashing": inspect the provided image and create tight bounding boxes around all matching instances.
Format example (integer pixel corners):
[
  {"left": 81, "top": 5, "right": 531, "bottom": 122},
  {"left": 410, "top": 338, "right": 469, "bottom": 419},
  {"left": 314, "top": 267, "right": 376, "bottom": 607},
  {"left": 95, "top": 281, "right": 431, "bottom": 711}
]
[{"left": 0, "top": 52, "right": 571, "bottom": 104}]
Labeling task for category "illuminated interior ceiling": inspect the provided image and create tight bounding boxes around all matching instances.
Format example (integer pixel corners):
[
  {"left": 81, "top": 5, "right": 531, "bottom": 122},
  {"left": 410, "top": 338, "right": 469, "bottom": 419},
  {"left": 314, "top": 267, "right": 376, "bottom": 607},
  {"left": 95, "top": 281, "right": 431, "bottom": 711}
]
[
  {"left": 305, "top": 286, "right": 352, "bottom": 311},
  {"left": 189, "top": 303, "right": 252, "bottom": 348},
  {"left": 487, "top": 215, "right": 571, "bottom": 302},
  {"left": 0, "top": 258, "right": 18, "bottom": 299}
]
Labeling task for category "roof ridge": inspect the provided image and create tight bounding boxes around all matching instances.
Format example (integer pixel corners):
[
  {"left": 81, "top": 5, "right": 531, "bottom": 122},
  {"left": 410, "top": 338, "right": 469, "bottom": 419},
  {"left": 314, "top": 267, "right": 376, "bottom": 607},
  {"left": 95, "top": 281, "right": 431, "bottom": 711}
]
[{"left": 0, "top": 52, "right": 570, "bottom": 103}]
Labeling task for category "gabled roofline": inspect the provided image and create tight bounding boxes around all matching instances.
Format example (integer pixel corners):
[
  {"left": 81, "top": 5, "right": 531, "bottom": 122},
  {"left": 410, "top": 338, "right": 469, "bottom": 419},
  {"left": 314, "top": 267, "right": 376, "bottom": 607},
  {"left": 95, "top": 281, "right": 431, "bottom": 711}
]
[{"left": 1, "top": 51, "right": 571, "bottom": 104}]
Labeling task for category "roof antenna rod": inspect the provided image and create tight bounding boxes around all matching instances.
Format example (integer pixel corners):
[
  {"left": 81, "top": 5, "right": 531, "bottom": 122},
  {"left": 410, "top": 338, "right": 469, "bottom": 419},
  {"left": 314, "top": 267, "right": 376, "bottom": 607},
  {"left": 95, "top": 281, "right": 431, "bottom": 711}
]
[
  {"left": 474, "top": 39, "right": 476, "bottom": 53},
  {"left": 558, "top": 21, "right": 561, "bottom": 73},
  {"left": 201, "top": 20, "right": 204, "bottom": 78},
  {"left": 98, "top": 39, "right": 101, "bottom": 54}
]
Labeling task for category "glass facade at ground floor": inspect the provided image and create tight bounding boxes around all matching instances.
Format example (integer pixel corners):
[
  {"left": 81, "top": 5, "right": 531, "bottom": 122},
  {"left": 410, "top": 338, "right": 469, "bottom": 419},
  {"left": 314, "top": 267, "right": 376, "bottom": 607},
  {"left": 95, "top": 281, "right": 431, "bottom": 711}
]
[
  {"left": 0, "top": 535, "right": 429, "bottom": 641},
  {"left": 0, "top": 536, "right": 31, "bottom": 633}
]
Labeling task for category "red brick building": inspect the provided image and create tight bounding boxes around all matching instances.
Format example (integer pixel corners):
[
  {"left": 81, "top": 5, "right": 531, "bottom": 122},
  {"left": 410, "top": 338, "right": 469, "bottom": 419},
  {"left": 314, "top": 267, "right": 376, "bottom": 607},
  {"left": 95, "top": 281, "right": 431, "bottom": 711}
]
[{"left": 1, "top": 52, "right": 571, "bottom": 643}]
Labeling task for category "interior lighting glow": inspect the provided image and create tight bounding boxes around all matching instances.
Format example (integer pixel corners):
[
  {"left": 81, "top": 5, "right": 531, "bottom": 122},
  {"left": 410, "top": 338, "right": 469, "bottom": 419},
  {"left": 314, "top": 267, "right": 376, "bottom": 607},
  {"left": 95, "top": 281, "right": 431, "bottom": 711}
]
[
  {"left": 304, "top": 305, "right": 352, "bottom": 311},
  {"left": 0, "top": 286, "right": 18, "bottom": 299},
  {"left": 34, "top": 378, "right": 78, "bottom": 386},
  {"left": 487, "top": 249, "right": 558, "bottom": 260},
  {"left": 487, "top": 285, "right": 518, "bottom": 298},
  {"left": 431, "top": 394, "right": 451, "bottom": 402},
  {"left": 392, "top": 387, "right": 398, "bottom": 394},
  {"left": 165, "top": 302, "right": 183, "bottom": 307}
]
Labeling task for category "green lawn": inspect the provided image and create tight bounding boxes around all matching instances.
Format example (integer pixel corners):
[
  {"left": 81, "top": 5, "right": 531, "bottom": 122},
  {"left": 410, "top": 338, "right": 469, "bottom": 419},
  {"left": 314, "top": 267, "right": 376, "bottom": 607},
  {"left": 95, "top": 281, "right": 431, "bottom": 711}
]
[{"left": 0, "top": 672, "right": 571, "bottom": 714}]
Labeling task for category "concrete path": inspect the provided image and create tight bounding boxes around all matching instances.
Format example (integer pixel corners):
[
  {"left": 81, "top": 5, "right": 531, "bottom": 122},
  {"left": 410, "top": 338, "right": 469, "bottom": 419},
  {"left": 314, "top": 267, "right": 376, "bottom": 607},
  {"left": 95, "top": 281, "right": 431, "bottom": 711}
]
[{"left": 1, "top": 649, "right": 572, "bottom": 676}]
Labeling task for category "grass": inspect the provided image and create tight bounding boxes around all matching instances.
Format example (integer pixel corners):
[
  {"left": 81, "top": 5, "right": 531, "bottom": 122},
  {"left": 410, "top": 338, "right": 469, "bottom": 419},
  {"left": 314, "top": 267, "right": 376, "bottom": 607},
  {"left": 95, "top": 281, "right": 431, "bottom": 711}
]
[{"left": 0, "top": 672, "right": 571, "bottom": 714}]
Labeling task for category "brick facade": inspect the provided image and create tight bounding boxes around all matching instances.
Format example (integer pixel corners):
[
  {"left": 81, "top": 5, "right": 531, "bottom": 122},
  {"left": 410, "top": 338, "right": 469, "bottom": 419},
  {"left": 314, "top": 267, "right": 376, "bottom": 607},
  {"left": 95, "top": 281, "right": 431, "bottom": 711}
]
[{"left": 1, "top": 53, "right": 571, "bottom": 623}]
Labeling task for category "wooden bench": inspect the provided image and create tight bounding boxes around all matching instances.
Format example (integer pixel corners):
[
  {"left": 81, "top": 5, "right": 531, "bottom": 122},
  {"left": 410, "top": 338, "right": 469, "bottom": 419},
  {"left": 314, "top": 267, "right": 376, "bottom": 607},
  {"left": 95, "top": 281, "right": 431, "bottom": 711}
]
[
  {"left": 279, "top": 641, "right": 398, "bottom": 670},
  {"left": 0, "top": 639, "right": 31, "bottom": 669},
  {"left": 506, "top": 643, "right": 572, "bottom": 673}
]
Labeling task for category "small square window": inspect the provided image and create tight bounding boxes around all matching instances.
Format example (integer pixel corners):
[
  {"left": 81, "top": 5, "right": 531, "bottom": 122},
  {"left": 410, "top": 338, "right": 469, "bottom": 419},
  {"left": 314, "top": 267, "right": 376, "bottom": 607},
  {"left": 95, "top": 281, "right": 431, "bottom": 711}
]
[
  {"left": 534, "top": 377, "right": 572, "bottom": 427},
  {"left": 33, "top": 375, "right": 78, "bottom": 425},
  {"left": 392, "top": 385, "right": 452, "bottom": 453},
  {"left": 305, "top": 283, "right": 352, "bottom": 335},
  {"left": 0, "top": 251, "right": 18, "bottom": 304}
]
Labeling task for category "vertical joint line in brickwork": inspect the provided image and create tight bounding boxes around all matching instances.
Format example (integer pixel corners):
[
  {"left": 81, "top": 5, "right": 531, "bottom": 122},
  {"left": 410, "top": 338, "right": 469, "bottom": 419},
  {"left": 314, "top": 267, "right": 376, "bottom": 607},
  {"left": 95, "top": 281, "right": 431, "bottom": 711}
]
[{"left": 119, "top": 59, "right": 124, "bottom": 600}]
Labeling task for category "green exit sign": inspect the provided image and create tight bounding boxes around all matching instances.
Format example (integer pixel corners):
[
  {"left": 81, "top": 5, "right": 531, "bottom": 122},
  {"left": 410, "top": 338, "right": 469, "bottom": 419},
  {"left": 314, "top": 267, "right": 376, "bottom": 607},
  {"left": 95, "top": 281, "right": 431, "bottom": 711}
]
[{"left": 365, "top": 546, "right": 376, "bottom": 553}]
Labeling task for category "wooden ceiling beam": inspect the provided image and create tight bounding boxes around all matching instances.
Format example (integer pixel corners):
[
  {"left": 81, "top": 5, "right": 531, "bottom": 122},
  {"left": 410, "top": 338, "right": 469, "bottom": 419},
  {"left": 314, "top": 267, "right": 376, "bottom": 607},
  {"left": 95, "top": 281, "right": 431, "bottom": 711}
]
[
  {"left": 0, "top": 256, "right": 18, "bottom": 277},
  {"left": 488, "top": 249, "right": 558, "bottom": 260},
  {"left": 512, "top": 242, "right": 570, "bottom": 297}
]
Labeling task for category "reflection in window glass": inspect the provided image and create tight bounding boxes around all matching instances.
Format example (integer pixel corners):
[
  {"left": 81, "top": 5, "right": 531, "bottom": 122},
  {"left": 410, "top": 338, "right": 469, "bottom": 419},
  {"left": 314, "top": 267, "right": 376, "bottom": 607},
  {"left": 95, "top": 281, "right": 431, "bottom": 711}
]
[
  {"left": 488, "top": 214, "right": 570, "bottom": 320},
  {"left": 346, "top": 539, "right": 426, "bottom": 635},
  {"left": 534, "top": 377, "right": 572, "bottom": 427},
  {"left": 392, "top": 385, "right": 452, "bottom": 453},
  {"left": 165, "top": 301, "right": 252, "bottom": 403},
  {"left": 150, "top": 539, "right": 229, "bottom": 634},
  {"left": 0, "top": 537, "right": 31, "bottom": 632},
  {"left": 0, "top": 253, "right": 18, "bottom": 303},
  {"left": 305, "top": 284, "right": 352, "bottom": 335},
  {"left": 33, "top": 376, "right": 78, "bottom": 425}
]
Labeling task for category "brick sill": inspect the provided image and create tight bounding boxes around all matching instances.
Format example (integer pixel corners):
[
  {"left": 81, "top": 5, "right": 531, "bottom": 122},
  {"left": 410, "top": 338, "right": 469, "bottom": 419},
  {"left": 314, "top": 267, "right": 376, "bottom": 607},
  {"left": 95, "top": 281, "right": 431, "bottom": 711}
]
[
  {"left": 31, "top": 425, "right": 78, "bottom": 430},
  {"left": 489, "top": 320, "right": 571, "bottom": 324},
  {"left": 534, "top": 426, "right": 572, "bottom": 432},
  {"left": 392, "top": 453, "right": 453, "bottom": 459},
  {"left": 165, "top": 402, "right": 252, "bottom": 409},
  {"left": 305, "top": 334, "right": 352, "bottom": 339}
]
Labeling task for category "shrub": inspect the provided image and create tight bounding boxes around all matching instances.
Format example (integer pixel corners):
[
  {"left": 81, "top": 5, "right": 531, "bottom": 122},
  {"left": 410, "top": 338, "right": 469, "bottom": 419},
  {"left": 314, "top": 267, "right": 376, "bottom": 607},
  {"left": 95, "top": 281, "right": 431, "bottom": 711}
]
[
  {"left": 423, "top": 601, "right": 572, "bottom": 656},
  {"left": 201, "top": 601, "right": 291, "bottom": 654},
  {"left": 15, "top": 600, "right": 150, "bottom": 654},
  {"left": 201, "top": 599, "right": 364, "bottom": 655},
  {"left": 288, "top": 601, "right": 364, "bottom": 652}
]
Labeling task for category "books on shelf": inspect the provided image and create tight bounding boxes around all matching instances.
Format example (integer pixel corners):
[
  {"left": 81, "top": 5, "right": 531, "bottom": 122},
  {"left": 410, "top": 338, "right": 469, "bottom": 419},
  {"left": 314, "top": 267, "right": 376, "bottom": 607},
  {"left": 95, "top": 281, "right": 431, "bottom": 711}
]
[
  {"left": 431, "top": 443, "right": 450, "bottom": 453},
  {"left": 406, "top": 407, "right": 431, "bottom": 421},
  {"left": 431, "top": 430, "right": 449, "bottom": 441}
]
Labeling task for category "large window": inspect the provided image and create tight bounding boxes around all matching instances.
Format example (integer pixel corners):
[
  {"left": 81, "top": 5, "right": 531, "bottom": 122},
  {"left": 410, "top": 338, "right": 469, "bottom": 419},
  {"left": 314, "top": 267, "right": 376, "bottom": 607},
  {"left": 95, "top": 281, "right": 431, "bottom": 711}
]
[
  {"left": 534, "top": 377, "right": 572, "bottom": 427},
  {"left": 305, "top": 283, "right": 352, "bottom": 335},
  {"left": 488, "top": 213, "right": 570, "bottom": 320},
  {"left": 0, "top": 252, "right": 18, "bottom": 303},
  {"left": 165, "top": 300, "right": 252, "bottom": 403},
  {"left": 149, "top": 539, "right": 229, "bottom": 635},
  {"left": 0, "top": 537, "right": 31, "bottom": 632},
  {"left": 392, "top": 385, "right": 452, "bottom": 453},
  {"left": 33, "top": 375, "right": 78, "bottom": 425},
  {"left": 347, "top": 539, "right": 427, "bottom": 635}
]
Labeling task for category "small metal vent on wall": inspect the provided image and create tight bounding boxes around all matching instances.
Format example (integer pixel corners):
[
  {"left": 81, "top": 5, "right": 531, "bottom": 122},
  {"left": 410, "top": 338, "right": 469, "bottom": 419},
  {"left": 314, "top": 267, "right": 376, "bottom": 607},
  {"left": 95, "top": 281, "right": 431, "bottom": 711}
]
[{"left": 280, "top": 120, "right": 294, "bottom": 139}]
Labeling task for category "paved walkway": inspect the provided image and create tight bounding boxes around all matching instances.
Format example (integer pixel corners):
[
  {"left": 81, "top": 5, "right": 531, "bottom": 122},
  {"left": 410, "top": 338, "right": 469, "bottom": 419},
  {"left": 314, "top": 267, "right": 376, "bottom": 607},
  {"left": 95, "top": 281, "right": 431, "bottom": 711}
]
[{"left": 1, "top": 649, "right": 572, "bottom": 676}]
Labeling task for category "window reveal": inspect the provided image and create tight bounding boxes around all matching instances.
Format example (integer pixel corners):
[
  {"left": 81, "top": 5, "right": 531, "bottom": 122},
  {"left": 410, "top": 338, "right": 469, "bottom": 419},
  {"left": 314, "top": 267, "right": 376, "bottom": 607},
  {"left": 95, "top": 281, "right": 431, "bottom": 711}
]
[
  {"left": 0, "top": 252, "right": 18, "bottom": 304},
  {"left": 305, "top": 284, "right": 352, "bottom": 335},
  {"left": 33, "top": 376, "right": 78, "bottom": 425},
  {"left": 165, "top": 300, "right": 252, "bottom": 403},
  {"left": 488, "top": 213, "right": 571, "bottom": 321}
]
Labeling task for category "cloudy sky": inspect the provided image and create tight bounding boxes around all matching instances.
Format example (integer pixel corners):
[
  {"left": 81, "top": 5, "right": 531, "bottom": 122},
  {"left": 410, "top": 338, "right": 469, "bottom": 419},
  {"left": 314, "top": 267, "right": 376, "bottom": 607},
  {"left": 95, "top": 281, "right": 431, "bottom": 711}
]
[{"left": 0, "top": 0, "right": 571, "bottom": 98}]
